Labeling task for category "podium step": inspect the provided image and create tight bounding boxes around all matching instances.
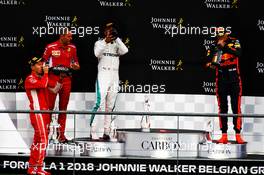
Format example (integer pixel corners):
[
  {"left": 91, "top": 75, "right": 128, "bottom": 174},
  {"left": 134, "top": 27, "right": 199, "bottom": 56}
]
[
  {"left": 74, "top": 137, "right": 124, "bottom": 157},
  {"left": 117, "top": 128, "right": 207, "bottom": 158},
  {"left": 47, "top": 143, "right": 81, "bottom": 157},
  {"left": 68, "top": 130, "right": 248, "bottom": 159},
  {"left": 198, "top": 141, "right": 247, "bottom": 159}
]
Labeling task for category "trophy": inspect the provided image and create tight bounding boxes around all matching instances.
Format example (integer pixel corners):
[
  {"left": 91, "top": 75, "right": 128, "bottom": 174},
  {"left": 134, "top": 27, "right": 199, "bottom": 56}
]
[
  {"left": 205, "top": 119, "right": 213, "bottom": 143},
  {"left": 110, "top": 115, "right": 118, "bottom": 142},
  {"left": 141, "top": 95, "right": 151, "bottom": 132},
  {"left": 49, "top": 112, "right": 60, "bottom": 144},
  {"left": 211, "top": 48, "right": 222, "bottom": 67},
  {"left": 211, "top": 33, "right": 228, "bottom": 67}
]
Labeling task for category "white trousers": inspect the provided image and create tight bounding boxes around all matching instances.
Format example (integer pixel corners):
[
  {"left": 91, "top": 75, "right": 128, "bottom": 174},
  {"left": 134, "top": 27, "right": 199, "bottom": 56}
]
[{"left": 90, "top": 70, "right": 119, "bottom": 135}]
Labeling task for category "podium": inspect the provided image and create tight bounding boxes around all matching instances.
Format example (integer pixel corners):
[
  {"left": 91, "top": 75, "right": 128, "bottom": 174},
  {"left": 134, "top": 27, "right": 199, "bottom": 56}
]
[
  {"left": 198, "top": 141, "right": 247, "bottom": 159},
  {"left": 73, "top": 138, "right": 125, "bottom": 157},
  {"left": 65, "top": 129, "right": 247, "bottom": 159},
  {"left": 117, "top": 128, "right": 207, "bottom": 158}
]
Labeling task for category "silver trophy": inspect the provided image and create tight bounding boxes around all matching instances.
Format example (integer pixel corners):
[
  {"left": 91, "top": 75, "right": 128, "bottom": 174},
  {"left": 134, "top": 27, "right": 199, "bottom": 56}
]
[
  {"left": 110, "top": 117, "right": 117, "bottom": 142},
  {"left": 205, "top": 119, "right": 213, "bottom": 143},
  {"left": 141, "top": 95, "right": 151, "bottom": 132},
  {"left": 211, "top": 49, "right": 222, "bottom": 66},
  {"left": 49, "top": 112, "right": 60, "bottom": 144}
]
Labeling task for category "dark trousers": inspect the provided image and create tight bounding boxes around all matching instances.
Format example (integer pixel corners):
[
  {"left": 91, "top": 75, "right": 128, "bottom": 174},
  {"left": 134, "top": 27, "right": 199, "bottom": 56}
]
[{"left": 216, "top": 70, "right": 242, "bottom": 133}]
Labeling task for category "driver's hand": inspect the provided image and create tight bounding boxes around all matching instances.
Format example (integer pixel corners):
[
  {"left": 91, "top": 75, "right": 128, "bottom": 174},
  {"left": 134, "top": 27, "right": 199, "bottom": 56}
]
[
  {"left": 105, "top": 35, "right": 115, "bottom": 43},
  {"left": 70, "top": 63, "right": 80, "bottom": 70},
  {"left": 43, "top": 65, "right": 49, "bottom": 74}
]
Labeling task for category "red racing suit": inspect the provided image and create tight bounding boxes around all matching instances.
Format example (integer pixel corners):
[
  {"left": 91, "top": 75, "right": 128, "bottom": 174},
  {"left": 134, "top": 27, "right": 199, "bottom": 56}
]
[
  {"left": 25, "top": 72, "right": 50, "bottom": 167},
  {"left": 207, "top": 36, "right": 242, "bottom": 133},
  {"left": 42, "top": 40, "right": 79, "bottom": 141}
]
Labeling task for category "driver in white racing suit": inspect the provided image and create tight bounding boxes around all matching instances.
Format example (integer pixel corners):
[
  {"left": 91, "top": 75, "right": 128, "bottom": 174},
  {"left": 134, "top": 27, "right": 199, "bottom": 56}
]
[{"left": 90, "top": 22, "right": 128, "bottom": 140}]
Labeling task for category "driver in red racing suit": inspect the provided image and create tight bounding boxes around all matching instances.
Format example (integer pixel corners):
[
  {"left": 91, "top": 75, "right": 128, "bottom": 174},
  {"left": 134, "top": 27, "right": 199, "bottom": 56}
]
[
  {"left": 206, "top": 31, "right": 245, "bottom": 144},
  {"left": 42, "top": 28, "right": 80, "bottom": 143},
  {"left": 25, "top": 57, "right": 51, "bottom": 175}
]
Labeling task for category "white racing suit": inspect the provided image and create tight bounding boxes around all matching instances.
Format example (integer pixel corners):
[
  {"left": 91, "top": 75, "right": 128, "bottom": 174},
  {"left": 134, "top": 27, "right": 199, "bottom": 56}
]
[{"left": 91, "top": 37, "right": 128, "bottom": 138}]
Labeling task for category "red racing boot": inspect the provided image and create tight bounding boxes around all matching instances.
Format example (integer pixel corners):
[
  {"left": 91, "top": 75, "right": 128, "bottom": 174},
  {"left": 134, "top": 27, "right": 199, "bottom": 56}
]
[
  {"left": 236, "top": 134, "right": 245, "bottom": 144},
  {"left": 216, "top": 133, "right": 228, "bottom": 144},
  {"left": 27, "top": 167, "right": 37, "bottom": 175},
  {"left": 37, "top": 167, "right": 51, "bottom": 175}
]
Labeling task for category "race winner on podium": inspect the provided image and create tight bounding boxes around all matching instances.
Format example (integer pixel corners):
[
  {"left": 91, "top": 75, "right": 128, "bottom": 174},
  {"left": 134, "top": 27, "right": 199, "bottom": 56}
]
[{"left": 90, "top": 22, "right": 128, "bottom": 141}]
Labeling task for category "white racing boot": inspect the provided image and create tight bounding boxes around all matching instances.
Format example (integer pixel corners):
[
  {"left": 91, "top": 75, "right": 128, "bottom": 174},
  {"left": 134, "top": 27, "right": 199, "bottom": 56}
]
[{"left": 90, "top": 126, "right": 99, "bottom": 140}]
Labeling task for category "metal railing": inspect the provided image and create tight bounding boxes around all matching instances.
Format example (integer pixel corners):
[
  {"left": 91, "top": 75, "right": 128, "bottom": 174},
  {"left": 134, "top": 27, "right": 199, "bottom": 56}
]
[{"left": 0, "top": 109, "right": 263, "bottom": 118}]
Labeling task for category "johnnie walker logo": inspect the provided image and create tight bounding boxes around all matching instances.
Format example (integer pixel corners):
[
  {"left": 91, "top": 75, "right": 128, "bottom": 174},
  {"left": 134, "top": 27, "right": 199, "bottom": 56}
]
[
  {"left": 204, "top": 0, "right": 239, "bottom": 9},
  {"left": 0, "top": 35, "right": 25, "bottom": 48},
  {"left": 0, "top": 0, "right": 26, "bottom": 6},
  {"left": 98, "top": 0, "right": 132, "bottom": 7}
]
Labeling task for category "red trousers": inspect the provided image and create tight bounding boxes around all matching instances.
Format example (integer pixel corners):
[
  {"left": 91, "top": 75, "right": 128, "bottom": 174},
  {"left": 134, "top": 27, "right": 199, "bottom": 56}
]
[
  {"left": 48, "top": 73, "right": 72, "bottom": 141},
  {"left": 29, "top": 113, "right": 51, "bottom": 167}
]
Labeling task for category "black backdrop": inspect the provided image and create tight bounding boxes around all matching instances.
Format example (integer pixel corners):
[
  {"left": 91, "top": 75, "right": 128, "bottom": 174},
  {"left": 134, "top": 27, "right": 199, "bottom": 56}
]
[{"left": 0, "top": 0, "right": 263, "bottom": 96}]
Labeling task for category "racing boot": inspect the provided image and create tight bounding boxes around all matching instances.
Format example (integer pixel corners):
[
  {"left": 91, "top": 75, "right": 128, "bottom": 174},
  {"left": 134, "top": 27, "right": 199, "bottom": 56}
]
[
  {"left": 236, "top": 133, "right": 245, "bottom": 144},
  {"left": 216, "top": 133, "right": 228, "bottom": 144},
  {"left": 101, "top": 134, "right": 110, "bottom": 141},
  {"left": 101, "top": 127, "right": 110, "bottom": 141},
  {"left": 27, "top": 167, "right": 37, "bottom": 175},
  {"left": 37, "top": 167, "right": 51, "bottom": 175},
  {"left": 90, "top": 126, "right": 99, "bottom": 140}
]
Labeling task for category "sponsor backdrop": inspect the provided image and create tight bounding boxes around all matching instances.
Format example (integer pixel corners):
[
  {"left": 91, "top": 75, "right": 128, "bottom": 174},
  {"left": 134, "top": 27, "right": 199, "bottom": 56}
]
[
  {"left": 1, "top": 0, "right": 264, "bottom": 174},
  {"left": 0, "top": 0, "right": 263, "bottom": 95}
]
